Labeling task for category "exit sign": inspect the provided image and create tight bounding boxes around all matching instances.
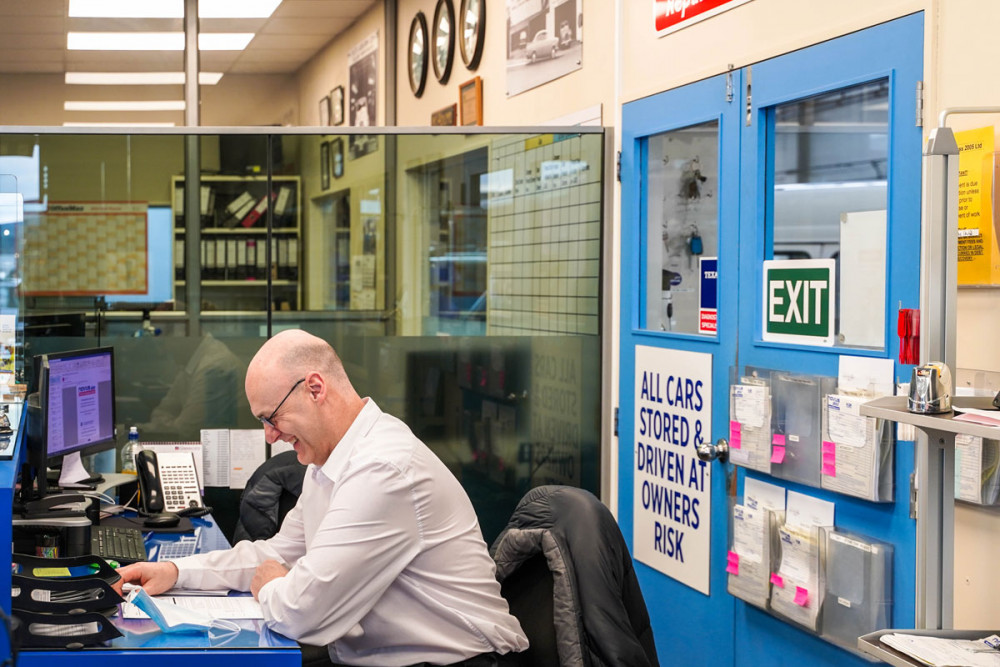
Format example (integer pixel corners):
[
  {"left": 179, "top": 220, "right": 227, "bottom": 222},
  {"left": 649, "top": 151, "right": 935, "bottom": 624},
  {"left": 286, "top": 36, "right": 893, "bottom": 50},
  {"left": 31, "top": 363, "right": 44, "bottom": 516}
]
[{"left": 762, "top": 259, "right": 836, "bottom": 346}]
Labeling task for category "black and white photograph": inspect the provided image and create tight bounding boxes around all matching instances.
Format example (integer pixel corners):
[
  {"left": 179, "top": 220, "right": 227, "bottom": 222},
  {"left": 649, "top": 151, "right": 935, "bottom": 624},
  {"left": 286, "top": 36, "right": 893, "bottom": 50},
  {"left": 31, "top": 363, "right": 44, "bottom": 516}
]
[
  {"left": 318, "top": 95, "right": 331, "bottom": 126},
  {"left": 505, "top": 0, "right": 582, "bottom": 97},
  {"left": 349, "top": 31, "right": 378, "bottom": 128},
  {"left": 348, "top": 32, "right": 379, "bottom": 159}
]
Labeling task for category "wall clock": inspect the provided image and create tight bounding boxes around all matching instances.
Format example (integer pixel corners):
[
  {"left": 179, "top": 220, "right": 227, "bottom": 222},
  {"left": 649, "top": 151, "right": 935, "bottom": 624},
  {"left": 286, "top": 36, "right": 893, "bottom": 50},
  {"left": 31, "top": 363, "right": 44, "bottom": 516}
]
[
  {"left": 459, "top": 0, "right": 485, "bottom": 70},
  {"left": 408, "top": 12, "right": 429, "bottom": 97},
  {"left": 432, "top": 0, "right": 455, "bottom": 84}
]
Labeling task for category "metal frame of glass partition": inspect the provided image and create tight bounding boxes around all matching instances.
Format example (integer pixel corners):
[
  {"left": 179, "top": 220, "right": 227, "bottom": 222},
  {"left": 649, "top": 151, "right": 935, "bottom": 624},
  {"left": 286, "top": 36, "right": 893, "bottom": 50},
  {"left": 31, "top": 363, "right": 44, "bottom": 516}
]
[{"left": 0, "top": 125, "right": 614, "bottom": 539}]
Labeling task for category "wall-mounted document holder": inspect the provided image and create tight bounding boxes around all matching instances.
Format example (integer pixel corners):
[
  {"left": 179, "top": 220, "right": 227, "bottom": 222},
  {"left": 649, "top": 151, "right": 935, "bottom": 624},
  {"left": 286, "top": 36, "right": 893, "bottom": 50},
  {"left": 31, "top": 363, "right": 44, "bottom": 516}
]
[
  {"left": 729, "top": 373, "right": 773, "bottom": 475},
  {"left": 820, "top": 393, "right": 894, "bottom": 502},
  {"left": 954, "top": 434, "right": 1000, "bottom": 505},
  {"left": 819, "top": 527, "right": 893, "bottom": 656},
  {"left": 770, "top": 371, "right": 836, "bottom": 488},
  {"left": 726, "top": 498, "right": 782, "bottom": 610},
  {"left": 730, "top": 365, "right": 894, "bottom": 503},
  {"left": 771, "top": 522, "right": 823, "bottom": 631},
  {"left": 725, "top": 490, "right": 894, "bottom": 661}
]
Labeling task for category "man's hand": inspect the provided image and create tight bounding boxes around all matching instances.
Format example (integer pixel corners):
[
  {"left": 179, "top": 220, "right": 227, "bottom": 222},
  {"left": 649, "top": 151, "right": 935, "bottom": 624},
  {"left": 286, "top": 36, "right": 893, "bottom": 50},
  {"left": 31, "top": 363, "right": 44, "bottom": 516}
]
[
  {"left": 114, "top": 561, "right": 179, "bottom": 596},
  {"left": 251, "top": 560, "right": 288, "bottom": 600}
]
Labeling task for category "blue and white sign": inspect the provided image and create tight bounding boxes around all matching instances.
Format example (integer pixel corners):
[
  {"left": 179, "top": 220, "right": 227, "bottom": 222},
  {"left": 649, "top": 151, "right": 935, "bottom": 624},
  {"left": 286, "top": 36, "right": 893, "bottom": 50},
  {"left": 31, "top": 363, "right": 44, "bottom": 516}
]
[
  {"left": 633, "top": 345, "right": 712, "bottom": 595},
  {"left": 698, "top": 257, "right": 718, "bottom": 334}
]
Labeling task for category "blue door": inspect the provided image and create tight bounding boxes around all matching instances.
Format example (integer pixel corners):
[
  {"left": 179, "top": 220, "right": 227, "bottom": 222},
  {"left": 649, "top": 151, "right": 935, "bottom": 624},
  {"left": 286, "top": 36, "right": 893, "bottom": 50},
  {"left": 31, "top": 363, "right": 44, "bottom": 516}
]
[{"left": 620, "top": 14, "right": 923, "bottom": 665}]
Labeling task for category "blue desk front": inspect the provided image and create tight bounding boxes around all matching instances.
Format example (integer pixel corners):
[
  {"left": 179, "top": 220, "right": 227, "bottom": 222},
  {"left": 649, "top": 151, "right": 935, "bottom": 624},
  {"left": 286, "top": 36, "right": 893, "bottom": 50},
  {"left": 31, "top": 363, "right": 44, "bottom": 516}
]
[{"left": 17, "top": 514, "right": 300, "bottom": 666}]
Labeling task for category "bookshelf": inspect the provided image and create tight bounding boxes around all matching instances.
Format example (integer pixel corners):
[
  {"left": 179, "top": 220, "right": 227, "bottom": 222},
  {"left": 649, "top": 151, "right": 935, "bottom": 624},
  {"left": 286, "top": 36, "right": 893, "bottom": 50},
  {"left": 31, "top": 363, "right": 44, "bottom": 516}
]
[{"left": 171, "top": 175, "right": 302, "bottom": 311}]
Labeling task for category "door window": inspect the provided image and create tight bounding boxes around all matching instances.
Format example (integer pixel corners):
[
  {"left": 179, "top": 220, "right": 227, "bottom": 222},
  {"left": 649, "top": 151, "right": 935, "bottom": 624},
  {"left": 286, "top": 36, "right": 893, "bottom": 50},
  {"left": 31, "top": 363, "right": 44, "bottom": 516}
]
[
  {"left": 770, "top": 79, "right": 890, "bottom": 349},
  {"left": 645, "top": 121, "right": 719, "bottom": 335}
]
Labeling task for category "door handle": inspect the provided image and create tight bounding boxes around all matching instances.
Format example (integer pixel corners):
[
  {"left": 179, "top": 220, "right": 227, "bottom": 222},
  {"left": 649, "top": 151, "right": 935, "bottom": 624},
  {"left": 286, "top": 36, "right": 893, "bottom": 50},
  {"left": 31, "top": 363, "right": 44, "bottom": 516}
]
[{"left": 696, "top": 437, "right": 729, "bottom": 463}]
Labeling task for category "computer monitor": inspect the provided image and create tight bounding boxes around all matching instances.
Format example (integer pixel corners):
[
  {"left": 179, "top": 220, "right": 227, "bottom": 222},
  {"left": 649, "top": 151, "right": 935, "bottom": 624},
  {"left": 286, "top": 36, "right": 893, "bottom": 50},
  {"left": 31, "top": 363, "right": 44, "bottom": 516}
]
[{"left": 26, "top": 346, "right": 116, "bottom": 497}]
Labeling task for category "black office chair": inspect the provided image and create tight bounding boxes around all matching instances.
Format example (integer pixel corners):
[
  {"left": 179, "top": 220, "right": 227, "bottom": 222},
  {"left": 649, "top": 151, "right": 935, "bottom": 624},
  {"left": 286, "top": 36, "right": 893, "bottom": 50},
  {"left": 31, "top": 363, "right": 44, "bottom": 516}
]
[
  {"left": 491, "top": 485, "right": 659, "bottom": 667},
  {"left": 232, "top": 450, "right": 307, "bottom": 542}
]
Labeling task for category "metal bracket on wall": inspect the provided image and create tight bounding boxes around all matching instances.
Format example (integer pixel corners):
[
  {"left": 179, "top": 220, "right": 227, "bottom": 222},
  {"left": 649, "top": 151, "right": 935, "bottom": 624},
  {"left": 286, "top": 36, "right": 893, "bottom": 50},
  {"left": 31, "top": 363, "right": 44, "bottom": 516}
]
[
  {"left": 726, "top": 64, "right": 734, "bottom": 103},
  {"left": 745, "top": 66, "right": 753, "bottom": 126}
]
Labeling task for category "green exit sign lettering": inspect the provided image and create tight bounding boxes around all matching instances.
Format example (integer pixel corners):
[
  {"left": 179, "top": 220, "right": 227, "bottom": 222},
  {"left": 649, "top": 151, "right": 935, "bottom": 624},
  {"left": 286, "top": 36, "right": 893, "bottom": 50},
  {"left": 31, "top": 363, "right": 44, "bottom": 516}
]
[{"left": 762, "top": 259, "right": 836, "bottom": 346}]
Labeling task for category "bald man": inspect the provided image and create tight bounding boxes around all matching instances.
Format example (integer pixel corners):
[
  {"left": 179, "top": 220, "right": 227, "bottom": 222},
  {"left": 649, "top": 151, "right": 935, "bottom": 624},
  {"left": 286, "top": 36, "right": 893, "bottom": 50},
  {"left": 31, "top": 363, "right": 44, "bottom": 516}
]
[{"left": 117, "top": 330, "right": 528, "bottom": 667}]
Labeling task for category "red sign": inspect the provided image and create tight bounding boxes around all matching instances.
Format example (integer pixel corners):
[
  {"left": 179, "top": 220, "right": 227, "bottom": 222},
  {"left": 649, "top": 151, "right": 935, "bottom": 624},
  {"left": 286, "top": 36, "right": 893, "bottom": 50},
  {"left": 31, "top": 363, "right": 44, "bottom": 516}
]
[
  {"left": 699, "top": 309, "right": 718, "bottom": 334},
  {"left": 654, "top": 0, "right": 752, "bottom": 36}
]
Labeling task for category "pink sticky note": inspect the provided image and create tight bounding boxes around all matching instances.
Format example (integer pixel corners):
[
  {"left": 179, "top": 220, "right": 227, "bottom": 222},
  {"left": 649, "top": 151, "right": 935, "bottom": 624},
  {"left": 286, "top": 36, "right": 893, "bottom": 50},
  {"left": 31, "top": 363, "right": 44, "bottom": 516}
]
[
  {"left": 794, "top": 586, "right": 810, "bottom": 607},
  {"left": 730, "top": 420, "right": 741, "bottom": 434},
  {"left": 731, "top": 432, "right": 742, "bottom": 449},
  {"left": 822, "top": 440, "right": 835, "bottom": 454},
  {"left": 726, "top": 552, "right": 739, "bottom": 575},
  {"left": 772, "top": 434, "right": 786, "bottom": 446},
  {"left": 822, "top": 463, "right": 837, "bottom": 477},
  {"left": 770, "top": 573, "right": 784, "bottom": 588},
  {"left": 770, "top": 445, "right": 786, "bottom": 464}
]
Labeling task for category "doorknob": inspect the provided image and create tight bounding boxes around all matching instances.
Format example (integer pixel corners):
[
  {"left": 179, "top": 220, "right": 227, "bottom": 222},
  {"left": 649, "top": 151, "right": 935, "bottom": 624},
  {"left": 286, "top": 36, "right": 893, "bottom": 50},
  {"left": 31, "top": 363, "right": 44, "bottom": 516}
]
[{"left": 696, "top": 438, "right": 729, "bottom": 463}]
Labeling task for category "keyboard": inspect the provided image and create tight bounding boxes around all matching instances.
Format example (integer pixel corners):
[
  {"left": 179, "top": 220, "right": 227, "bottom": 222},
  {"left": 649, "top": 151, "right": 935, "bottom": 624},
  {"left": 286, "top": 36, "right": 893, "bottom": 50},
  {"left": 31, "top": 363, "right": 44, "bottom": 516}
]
[{"left": 90, "top": 525, "right": 148, "bottom": 565}]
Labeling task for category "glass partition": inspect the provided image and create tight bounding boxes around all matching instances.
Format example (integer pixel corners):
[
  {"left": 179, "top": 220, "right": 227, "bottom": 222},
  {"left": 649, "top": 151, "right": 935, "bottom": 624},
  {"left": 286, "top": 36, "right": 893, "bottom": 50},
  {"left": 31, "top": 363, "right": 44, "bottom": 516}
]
[{"left": 0, "top": 128, "right": 606, "bottom": 543}]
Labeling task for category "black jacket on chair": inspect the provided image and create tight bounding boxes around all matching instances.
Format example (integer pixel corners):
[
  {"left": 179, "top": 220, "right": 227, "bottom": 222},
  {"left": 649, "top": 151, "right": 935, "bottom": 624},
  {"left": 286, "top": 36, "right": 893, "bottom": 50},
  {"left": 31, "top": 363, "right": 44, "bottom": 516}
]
[
  {"left": 491, "top": 485, "right": 659, "bottom": 667},
  {"left": 233, "top": 450, "right": 307, "bottom": 543}
]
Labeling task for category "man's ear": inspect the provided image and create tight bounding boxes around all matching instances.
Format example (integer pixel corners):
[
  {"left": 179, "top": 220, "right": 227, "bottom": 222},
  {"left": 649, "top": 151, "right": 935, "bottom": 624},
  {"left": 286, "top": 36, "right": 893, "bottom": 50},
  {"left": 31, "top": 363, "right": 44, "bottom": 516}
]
[{"left": 305, "top": 371, "right": 325, "bottom": 401}]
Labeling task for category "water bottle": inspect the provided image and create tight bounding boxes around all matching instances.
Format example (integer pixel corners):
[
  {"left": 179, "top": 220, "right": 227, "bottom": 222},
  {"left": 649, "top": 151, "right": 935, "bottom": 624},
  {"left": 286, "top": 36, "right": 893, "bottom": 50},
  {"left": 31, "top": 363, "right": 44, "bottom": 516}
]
[{"left": 121, "top": 426, "right": 143, "bottom": 474}]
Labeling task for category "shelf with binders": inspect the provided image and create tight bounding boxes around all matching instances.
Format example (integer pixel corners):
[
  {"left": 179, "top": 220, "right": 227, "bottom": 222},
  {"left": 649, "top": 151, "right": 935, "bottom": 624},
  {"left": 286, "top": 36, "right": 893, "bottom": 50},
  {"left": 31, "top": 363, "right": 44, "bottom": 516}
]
[
  {"left": 171, "top": 175, "right": 302, "bottom": 311},
  {"left": 171, "top": 174, "right": 300, "bottom": 231}
]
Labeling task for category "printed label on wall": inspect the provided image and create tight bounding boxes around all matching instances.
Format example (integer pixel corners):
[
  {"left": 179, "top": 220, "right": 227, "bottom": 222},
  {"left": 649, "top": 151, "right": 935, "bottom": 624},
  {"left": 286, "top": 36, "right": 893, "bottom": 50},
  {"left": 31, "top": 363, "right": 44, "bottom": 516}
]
[{"left": 634, "top": 345, "right": 712, "bottom": 595}]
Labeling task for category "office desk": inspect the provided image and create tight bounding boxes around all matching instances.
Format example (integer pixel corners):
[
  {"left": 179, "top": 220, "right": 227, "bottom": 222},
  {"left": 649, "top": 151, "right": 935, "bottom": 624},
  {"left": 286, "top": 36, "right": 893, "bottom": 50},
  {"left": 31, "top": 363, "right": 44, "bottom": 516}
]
[{"left": 17, "top": 514, "right": 300, "bottom": 666}]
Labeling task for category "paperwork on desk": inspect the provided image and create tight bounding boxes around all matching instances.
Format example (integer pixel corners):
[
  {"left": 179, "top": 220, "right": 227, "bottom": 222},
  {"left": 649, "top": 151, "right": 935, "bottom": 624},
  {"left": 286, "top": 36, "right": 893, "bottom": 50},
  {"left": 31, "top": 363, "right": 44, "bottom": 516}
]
[
  {"left": 122, "top": 593, "right": 264, "bottom": 620},
  {"left": 955, "top": 434, "right": 1000, "bottom": 505},
  {"left": 879, "top": 633, "right": 1000, "bottom": 667}
]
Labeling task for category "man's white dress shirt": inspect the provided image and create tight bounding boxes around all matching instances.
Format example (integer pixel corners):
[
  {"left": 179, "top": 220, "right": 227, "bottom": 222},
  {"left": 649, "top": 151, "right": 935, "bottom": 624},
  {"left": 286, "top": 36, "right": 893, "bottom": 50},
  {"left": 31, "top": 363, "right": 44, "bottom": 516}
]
[{"left": 173, "top": 399, "right": 527, "bottom": 666}]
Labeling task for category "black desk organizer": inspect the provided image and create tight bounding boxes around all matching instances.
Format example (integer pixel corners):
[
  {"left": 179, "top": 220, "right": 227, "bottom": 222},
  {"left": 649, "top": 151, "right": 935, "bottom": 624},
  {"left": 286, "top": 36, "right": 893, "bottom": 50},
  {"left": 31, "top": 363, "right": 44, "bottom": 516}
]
[{"left": 11, "top": 553, "right": 124, "bottom": 649}]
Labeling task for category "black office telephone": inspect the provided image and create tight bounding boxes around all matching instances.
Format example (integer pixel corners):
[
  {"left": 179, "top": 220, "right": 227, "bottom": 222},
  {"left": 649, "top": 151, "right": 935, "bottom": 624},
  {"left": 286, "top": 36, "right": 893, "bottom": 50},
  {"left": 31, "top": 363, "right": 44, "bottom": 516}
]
[{"left": 135, "top": 450, "right": 205, "bottom": 515}]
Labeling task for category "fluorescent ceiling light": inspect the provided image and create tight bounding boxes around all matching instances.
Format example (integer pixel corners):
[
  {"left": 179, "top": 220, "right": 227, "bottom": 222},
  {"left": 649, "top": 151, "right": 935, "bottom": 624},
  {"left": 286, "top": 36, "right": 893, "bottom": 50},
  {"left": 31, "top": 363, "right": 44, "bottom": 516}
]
[
  {"left": 69, "top": 0, "right": 281, "bottom": 19},
  {"left": 64, "top": 100, "right": 186, "bottom": 111},
  {"left": 63, "top": 122, "right": 178, "bottom": 127},
  {"left": 66, "top": 72, "right": 224, "bottom": 85},
  {"left": 68, "top": 32, "right": 254, "bottom": 51}
]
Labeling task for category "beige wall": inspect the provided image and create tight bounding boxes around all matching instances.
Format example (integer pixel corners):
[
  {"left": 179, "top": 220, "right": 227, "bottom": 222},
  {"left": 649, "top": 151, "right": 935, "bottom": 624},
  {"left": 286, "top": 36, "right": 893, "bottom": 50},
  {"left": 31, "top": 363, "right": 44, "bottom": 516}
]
[
  {"left": 297, "top": 7, "right": 385, "bottom": 127},
  {"left": 395, "top": 0, "right": 615, "bottom": 126}
]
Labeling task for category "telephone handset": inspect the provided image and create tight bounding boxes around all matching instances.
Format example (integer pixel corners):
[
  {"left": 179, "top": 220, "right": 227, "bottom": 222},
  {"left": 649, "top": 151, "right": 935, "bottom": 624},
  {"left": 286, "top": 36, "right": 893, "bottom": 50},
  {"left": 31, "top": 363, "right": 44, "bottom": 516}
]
[{"left": 135, "top": 450, "right": 204, "bottom": 514}]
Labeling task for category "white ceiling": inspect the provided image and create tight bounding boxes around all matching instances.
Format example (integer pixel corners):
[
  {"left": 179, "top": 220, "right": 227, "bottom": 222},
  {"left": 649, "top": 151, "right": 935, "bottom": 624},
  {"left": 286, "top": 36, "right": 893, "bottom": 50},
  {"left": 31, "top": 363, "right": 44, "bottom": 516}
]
[{"left": 0, "top": 0, "right": 376, "bottom": 75}]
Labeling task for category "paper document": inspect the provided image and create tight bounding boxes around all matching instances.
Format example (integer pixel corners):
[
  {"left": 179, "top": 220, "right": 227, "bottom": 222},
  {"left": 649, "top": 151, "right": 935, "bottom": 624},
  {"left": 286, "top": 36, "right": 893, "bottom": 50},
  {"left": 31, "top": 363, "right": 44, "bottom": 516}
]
[
  {"left": 729, "top": 382, "right": 773, "bottom": 474},
  {"left": 954, "top": 408, "right": 1000, "bottom": 428},
  {"left": 879, "top": 633, "right": 1000, "bottom": 667},
  {"left": 122, "top": 594, "right": 264, "bottom": 620}
]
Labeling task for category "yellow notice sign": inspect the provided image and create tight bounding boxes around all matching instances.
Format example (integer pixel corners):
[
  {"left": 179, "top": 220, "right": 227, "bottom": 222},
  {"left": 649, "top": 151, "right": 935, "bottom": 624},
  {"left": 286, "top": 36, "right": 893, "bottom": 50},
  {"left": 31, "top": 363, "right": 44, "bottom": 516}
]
[{"left": 956, "top": 127, "right": 1000, "bottom": 284}]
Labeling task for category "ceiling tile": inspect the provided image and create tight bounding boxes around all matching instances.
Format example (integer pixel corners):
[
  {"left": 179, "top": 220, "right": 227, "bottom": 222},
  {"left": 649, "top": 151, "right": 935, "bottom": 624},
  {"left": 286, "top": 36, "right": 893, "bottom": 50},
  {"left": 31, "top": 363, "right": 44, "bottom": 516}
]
[
  {"left": 274, "top": 1, "right": 375, "bottom": 19},
  {"left": 259, "top": 17, "right": 352, "bottom": 35}
]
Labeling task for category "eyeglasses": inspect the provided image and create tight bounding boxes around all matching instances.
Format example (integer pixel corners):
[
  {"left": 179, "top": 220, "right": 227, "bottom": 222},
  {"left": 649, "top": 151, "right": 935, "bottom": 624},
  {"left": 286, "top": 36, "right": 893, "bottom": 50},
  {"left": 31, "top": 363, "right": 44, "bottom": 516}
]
[{"left": 258, "top": 377, "right": 305, "bottom": 429}]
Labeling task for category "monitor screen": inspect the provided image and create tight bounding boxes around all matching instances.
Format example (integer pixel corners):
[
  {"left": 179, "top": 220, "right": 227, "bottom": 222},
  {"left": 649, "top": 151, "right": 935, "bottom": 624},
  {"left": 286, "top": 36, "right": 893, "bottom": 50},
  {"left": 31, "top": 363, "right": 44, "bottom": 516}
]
[{"left": 43, "top": 346, "right": 116, "bottom": 461}]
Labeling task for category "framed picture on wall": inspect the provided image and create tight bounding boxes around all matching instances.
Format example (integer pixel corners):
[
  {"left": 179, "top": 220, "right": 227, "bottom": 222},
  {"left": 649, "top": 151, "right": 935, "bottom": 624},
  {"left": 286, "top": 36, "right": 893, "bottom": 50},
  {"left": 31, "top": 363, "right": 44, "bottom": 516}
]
[
  {"left": 331, "top": 138, "right": 345, "bottom": 178},
  {"left": 459, "top": 76, "right": 483, "bottom": 126},
  {"left": 431, "top": 103, "right": 457, "bottom": 126},
  {"left": 320, "top": 141, "right": 331, "bottom": 190},
  {"left": 319, "top": 95, "right": 331, "bottom": 126},
  {"left": 331, "top": 86, "right": 345, "bottom": 126}
]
